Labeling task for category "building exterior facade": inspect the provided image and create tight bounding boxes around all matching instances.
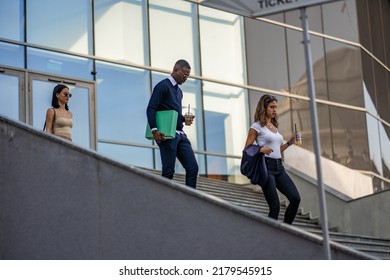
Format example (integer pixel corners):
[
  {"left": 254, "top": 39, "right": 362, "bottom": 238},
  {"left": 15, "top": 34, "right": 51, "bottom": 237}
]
[{"left": 0, "top": 0, "right": 389, "bottom": 198}]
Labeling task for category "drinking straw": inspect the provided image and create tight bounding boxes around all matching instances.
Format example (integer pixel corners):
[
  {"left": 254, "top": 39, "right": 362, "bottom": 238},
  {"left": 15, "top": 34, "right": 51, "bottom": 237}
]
[{"left": 188, "top": 104, "right": 190, "bottom": 115}]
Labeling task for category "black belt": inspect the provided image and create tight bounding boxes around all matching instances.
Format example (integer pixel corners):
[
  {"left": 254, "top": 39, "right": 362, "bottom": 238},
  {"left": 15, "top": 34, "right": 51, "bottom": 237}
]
[{"left": 265, "top": 157, "right": 283, "bottom": 164}]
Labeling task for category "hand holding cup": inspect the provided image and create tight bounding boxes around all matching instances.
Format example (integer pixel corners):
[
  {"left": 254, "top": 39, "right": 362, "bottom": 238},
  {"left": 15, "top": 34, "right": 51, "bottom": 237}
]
[
  {"left": 294, "top": 123, "right": 302, "bottom": 145},
  {"left": 184, "top": 112, "right": 195, "bottom": 126},
  {"left": 295, "top": 131, "right": 302, "bottom": 145}
]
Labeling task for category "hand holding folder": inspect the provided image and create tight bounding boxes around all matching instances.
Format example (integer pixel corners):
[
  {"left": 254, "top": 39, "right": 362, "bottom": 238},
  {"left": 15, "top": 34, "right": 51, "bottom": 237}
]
[{"left": 145, "top": 110, "right": 178, "bottom": 140}]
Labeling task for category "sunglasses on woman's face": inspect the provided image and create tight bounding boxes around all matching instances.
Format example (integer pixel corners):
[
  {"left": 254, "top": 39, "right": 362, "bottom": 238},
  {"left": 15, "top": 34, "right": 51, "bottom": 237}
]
[{"left": 60, "top": 91, "right": 72, "bottom": 98}]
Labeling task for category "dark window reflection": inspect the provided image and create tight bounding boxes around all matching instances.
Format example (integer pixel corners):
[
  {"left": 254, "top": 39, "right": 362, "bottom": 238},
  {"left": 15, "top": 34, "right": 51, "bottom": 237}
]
[
  {"left": 275, "top": 95, "right": 293, "bottom": 137},
  {"left": 330, "top": 107, "right": 370, "bottom": 170},
  {"left": 244, "top": 18, "right": 288, "bottom": 90},
  {"left": 367, "top": 0, "right": 385, "bottom": 62},
  {"left": 374, "top": 62, "right": 390, "bottom": 123},
  {"left": 373, "top": 177, "right": 390, "bottom": 193},
  {"left": 379, "top": 125, "right": 390, "bottom": 190},
  {"left": 361, "top": 51, "right": 375, "bottom": 104},
  {"left": 356, "top": 0, "right": 371, "bottom": 51},
  {"left": 324, "top": 42, "right": 364, "bottom": 107},
  {"left": 317, "top": 104, "right": 333, "bottom": 161},
  {"left": 286, "top": 30, "right": 326, "bottom": 99},
  {"left": 322, "top": 0, "right": 359, "bottom": 42}
]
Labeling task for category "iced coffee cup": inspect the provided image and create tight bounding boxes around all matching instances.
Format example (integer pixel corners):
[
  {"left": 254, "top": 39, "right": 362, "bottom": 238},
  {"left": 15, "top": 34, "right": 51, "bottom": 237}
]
[
  {"left": 295, "top": 131, "right": 302, "bottom": 145},
  {"left": 184, "top": 104, "right": 195, "bottom": 126},
  {"left": 184, "top": 112, "right": 195, "bottom": 126},
  {"left": 294, "top": 123, "right": 302, "bottom": 145}
]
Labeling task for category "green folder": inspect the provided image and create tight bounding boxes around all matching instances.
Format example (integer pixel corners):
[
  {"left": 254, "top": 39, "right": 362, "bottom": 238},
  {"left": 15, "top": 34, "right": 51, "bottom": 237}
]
[{"left": 145, "top": 110, "right": 178, "bottom": 140}]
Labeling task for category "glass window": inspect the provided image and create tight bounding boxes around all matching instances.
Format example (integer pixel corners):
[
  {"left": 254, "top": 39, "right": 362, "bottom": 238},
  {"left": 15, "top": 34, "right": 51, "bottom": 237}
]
[
  {"left": 245, "top": 17, "right": 288, "bottom": 90},
  {"left": 361, "top": 52, "right": 375, "bottom": 109},
  {"left": 374, "top": 61, "right": 390, "bottom": 123},
  {"left": 96, "top": 61, "right": 150, "bottom": 144},
  {"left": 366, "top": 114, "right": 382, "bottom": 176},
  {"left": 27, "top": 47, "right": 93, "bottom": 80},
  {"left": 149, "top": 0, "right": 199, "bottom": 74},
  {"left": 0, "top": 0, "right": 24, "bottom": 41},
  {"left": 330, "top": 106, "right": 370, "bottom": 170},
  {"left": 356, "top": 0, "right": 370, "bottom": 50},
  {"left": 280, "top": 98, "right": 312, "bottom": 151},
  {"left": 324, "top": 41, "right": 364, "bottom": 107},
  {"left": 98, "top": 143, "right": 154, "bottom": 169},
  {"left": 205, "top": 155, "right": 242, "bottom": 180},
  {"left": 316, "top": 104, "right": 333, "bottom": 161},
  {"left": 0, "top": 72, "right": 20, "bottom": 121},
  {"left": 0, "top": 42, "right": 24, "bottom": 68},
  {"left": 373, "top": 177, "right": 390, "bottom": 193},
  {"left": 285, "top": 5, "right": 323, "bottom": 33},
  {"left": 367, "top": 0, "right": 385, "bottom": 62},
  {"left": 26, "top": 0, "right": 92, "bottom": 54},
  {"left": 379, "top": 124, "right": 390, "bottom": 192},
  {"left": 364, "top": 86, "right": 382, "bottom": 175},
  {"left": 286, "top": 30, "right": 327, "bottom": 99},
  {"left": 199, "top": 6, "right": 245, "bottom": 84},
  {"left": 281, "top": 99, "right": 334, "bottom": 162},
  {"left": 94, "top": 0, "right": 148, "bottom": 65},
  {"left": 322, "top": 0, "right": 359, "bottom": 43},
  {"left": 384, "top": 6, "right": 390, "bottom": 68},
  {"left": 379, "top": 123, "right": 390, "bottom": 179},
  {"left": 203, "top": 81, "right": 248, "bottom": 176}
]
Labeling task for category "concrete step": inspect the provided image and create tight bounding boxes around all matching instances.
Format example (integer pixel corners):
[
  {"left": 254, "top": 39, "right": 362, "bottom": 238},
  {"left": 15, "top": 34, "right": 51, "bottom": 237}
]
[{"left": 309, "top": 229, "right": 390, "bottom": 253}]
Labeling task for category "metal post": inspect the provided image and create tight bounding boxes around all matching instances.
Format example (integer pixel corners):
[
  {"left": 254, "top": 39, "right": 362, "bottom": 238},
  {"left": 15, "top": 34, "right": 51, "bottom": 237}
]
[{"left": 300, "top": 7, "right": 331, "bottom": 260}]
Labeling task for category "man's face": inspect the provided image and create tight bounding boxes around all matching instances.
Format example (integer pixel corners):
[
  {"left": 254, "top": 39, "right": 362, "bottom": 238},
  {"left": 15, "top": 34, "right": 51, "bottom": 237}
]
[{"left": 175, "top": 67, "right": 191, "bottom": 85}]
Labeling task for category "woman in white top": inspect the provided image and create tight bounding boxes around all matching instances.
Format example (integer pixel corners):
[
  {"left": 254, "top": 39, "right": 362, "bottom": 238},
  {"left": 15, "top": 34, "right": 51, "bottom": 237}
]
[
  {"left": 45, "top": 84, "right": 73, "bottom": 141},
  {"left": 244, "top": 94, "right": 300, "bottom": 224}
]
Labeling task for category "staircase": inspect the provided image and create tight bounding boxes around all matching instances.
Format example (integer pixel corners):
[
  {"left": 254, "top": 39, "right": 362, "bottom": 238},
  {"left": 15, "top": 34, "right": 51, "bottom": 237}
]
[{"left": 150, "top": 170, "right": 390, "bottom": 259}]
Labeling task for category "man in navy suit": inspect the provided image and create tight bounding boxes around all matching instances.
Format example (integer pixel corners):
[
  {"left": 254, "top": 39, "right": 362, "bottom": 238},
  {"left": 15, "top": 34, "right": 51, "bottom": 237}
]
[{"left": 146, "top": 59, "right": 199, "bottom": 188}]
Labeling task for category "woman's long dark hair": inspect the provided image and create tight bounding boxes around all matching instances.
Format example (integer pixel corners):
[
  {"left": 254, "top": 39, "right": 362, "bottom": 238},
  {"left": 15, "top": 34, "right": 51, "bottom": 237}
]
[
  {"left": 52, "top": 84, "right": 70, "bottom": 110},
  {"left": 254, "top": 94, "right": 278, "bottom": 128}
]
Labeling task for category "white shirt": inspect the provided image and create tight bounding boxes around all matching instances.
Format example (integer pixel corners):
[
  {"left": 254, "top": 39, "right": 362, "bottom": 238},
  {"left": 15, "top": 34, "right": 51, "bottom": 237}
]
[
  {"left": 168, "top": 75, "right": 185, "bottom": 135},
  {"left": 250, "top": 122, "right": 283, "bottom": 159},
  {"left": 168, "top": 75, "right": 177, "bottom": 86}
]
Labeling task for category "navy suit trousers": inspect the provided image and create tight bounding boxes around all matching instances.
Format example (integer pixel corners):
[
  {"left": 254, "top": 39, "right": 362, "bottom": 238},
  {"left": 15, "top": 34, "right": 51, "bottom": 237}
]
[{"left": 158, "top": 132, "right": 198, "bottom": 188}]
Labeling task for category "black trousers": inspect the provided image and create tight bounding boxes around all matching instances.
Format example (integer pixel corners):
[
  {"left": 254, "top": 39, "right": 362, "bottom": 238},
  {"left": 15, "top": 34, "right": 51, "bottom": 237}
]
[{"left": 261, "top": 158, "right": 301, "bottom": 224}]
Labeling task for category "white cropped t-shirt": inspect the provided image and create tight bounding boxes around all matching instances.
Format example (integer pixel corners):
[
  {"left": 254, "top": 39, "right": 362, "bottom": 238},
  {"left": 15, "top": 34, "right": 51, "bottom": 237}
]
[{"left": 250, "top": 122, "right": 283, "bottom": 159}]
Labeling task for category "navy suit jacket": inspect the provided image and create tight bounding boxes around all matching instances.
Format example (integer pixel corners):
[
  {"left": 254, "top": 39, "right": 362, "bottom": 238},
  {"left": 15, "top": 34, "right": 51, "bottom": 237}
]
[
  {"left": 146, "top": 78, "right": 184, "bottom": 132},
  {"left": 240, "top": 144, "right": 268, "bottom": 186}
]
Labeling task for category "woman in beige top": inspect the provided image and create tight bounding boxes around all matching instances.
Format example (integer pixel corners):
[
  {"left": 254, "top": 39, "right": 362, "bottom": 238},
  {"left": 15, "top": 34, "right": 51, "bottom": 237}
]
[{"left": 45, "top": 84, "right": 73, "bottom": 141}]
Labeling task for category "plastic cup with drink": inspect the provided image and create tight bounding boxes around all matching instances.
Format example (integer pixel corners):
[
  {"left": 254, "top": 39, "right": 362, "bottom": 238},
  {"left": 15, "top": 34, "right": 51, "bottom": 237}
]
[
  {"left": 295, "top": 123, "right": 302, "bottom": 145},
  {"left": 184, "top": 104, "right": 195, "bottom": 126}
]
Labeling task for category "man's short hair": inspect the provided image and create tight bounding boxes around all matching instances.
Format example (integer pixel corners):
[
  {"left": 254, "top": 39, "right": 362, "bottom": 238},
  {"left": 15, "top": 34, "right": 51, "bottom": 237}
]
[{"left": 174, "top": 59, "right": 191, "bottom": 70}]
